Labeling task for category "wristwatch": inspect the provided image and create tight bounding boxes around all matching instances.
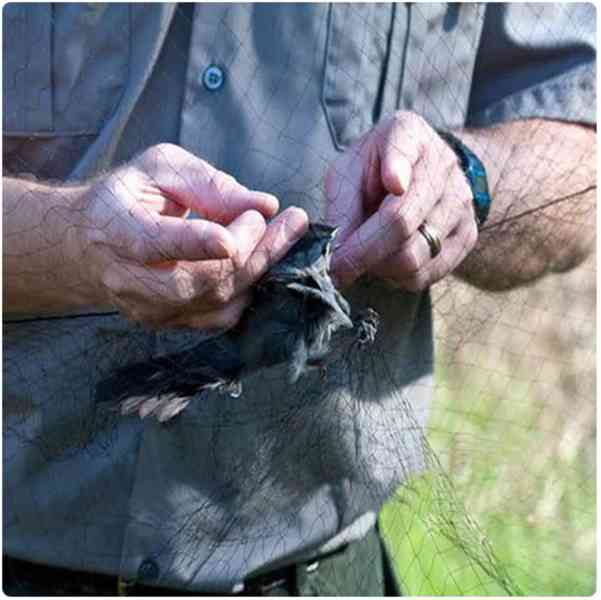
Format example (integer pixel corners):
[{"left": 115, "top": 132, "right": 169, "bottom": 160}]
[{"left": 437, "top": 130, "right": 492, "bottom": 228}]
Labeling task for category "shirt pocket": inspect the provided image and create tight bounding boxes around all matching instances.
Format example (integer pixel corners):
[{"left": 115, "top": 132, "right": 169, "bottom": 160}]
[
  {"left": 3, "top": 3, "right": 130, "bottom": 136},
  {"left": 322, "top": 3, "right": 396, "bottom": 150}
]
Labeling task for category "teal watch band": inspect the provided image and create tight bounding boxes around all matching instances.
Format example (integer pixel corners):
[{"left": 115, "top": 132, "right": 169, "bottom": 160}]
[{"left": 437, "top": 130, "right": 492, "bottom": 227}]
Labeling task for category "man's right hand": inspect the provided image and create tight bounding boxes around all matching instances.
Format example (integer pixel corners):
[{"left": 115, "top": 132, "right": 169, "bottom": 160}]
[{"left": 3, "top": 144, "right": 309, "bottom": 329}]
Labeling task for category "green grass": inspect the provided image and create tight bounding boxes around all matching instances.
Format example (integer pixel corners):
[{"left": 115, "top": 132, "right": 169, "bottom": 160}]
[{"left": 379, "top": 359, "right": 596, "bottom": 596}]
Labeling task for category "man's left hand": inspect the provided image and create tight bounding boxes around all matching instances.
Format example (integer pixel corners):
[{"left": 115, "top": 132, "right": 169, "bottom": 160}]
[{"left": 326, "top": 111, "right": 478, "bottom": 291}]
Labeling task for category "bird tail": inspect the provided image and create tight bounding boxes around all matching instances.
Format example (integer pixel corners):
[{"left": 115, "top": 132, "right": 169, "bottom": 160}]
[{"left": 97, "top": 342, "right": 241, "bottom": 422}]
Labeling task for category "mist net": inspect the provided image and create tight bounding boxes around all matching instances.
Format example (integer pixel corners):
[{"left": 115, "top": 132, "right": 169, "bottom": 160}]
[{"left": 3, "top": 3, "right": 596, "bottom": 595}]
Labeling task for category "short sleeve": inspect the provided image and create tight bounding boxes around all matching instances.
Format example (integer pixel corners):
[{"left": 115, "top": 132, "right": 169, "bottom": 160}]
[{"left": 466, "top": 3, "right": 596, "bottom": 127}]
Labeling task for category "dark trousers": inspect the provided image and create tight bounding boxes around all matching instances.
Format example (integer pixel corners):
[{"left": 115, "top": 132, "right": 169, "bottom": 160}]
[{"left": 4, "top": 526, "right": 402, "bottom": 596}]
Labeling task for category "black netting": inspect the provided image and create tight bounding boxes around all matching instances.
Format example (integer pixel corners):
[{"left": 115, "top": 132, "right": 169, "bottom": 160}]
[{"left": 3, "top": 3, "right": 596, "bottom": 596}]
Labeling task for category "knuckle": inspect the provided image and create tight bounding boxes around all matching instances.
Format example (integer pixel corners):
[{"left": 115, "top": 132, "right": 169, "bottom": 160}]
[
  {"left": 391, "top": 109, "right": 411, "bottom": 126},
  {"left": 137, "top": 143, "right": 182, "bottom": 173},
  {"left": 129, "top": 238, "right": 148, "bottom": 261},
  {"left": 213, "top": 309, "right": 242, "bottom": 331},
  {"left": 139, "top": 145, "right": 161, "bottom": 165},
  {"left": 389, "top": 111, "right": 433, "bottom": 154},
  {"left": 391, "top": 110, "right": 404, "bottom": 124},
  {"left": 460, "top": 191, "right": 472, "bottom": 211},
  {"left": 171, "top": 273, "right": 196, "bottom": 304},
  {"left": 174, "top": 286, "right": 195, "bottom": 305},
  {"left": 401, "top": 245, "right": 422, "bottom": 274},
  {"left": 412, "top": 113, "right": 429, "bottom": 132},
  {"left": 207, "top": 171, "right": 225, "bottom": 198},
  {"left": 208, "top": 169, "right": 236, "bottom": 195},
  {"left": 101, "top": 269, "right": 123, "bottom": 295},
  {"left": 208, "top": 281, "right": 235, "bottom": 306},
  {"left": 466, "top": 222, "right": 479, "bottom": 249},
  {"left": 395, "top": 110, "right": 426, "bottom": 132},
  {"left": 381, "top": 202, "right": 413, "bottom": 239},
  {"left": 106, "top": 165, "right": 134, "bottom": 189},
  {"left": 150, "top": 142, "right": 179, "bottom": 159}
]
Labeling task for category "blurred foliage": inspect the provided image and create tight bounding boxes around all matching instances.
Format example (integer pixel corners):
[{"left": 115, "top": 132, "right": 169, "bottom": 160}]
[{"left": 380, "top": 254, "right": 596, "bottom": 596}]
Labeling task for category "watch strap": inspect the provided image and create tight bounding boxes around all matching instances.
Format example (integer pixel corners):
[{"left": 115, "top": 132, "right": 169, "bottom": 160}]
[{"left": 437, "top": 130, "right": 492, "bottom": 227}]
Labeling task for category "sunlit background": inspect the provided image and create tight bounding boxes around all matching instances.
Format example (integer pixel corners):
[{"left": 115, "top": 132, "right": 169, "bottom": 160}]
[{"left": 381, "top": 252, "right": 596, "bottom": 595}]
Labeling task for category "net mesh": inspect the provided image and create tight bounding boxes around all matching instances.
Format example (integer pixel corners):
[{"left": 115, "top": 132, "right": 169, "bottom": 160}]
[{"left": 3, "top": 3, "right": 596, "bottom": 596}]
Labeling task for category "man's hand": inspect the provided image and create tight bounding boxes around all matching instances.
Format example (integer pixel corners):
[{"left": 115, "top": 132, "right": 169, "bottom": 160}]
[
  {"left": 4, "top": 144, "right": 308, "bottom": 327},
  {"left": 326, "top": 112, "right": 478, "bottom": 291}
]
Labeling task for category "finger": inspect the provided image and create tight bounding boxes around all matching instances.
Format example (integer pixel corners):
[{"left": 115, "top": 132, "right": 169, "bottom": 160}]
[
  {"left": 331, "top": 154, "right": 442, "bottom": 288},
  {"left": 378, "top": 119, "right": 420, "bottom": 197},
  {"left": 200, "top": 173, "right": 279, "bottom": 224},
  {"left": 122, "top": 213, "right": 236, "bottom": 263},
  {"left": 108, "top": 208, "right": 308, "bottom": 320},
  {"left": 103, "top": 260, "right": 201, "bottom": 318},
  {"left": 325, "top": 114, "right": 424, "bottom": 244},
  {"left": 166, "top": 207, "right": 309, "bottom": 306},
  {"left": 237, "top": 206, "right": 309, "bottom": 289},
  {"left": 132, "top": 207, "right": 307, "bottom": 309},
  {"left": 388, "top": 220, "right": 478, "bottom": 292},
  {"left": 372, "top": 191, "right": 470, "bottom": 279},
  {"left": 163, "top": 293, "right": 251, "bottom": 332},
  {"left": 325, "top": 150, "right": 365, "bottom": 246},
  {"left": 226, "top": 210, "right": 267, "bottom": 268},
  {"left": 135, "top": 144, "right": 279, "bottom": 223},
  {"left": 103, "top": 257, "right": 247, "bottom": 326},
  {"left": 325, "top": 120, "right": 421, "bottom": 246}
]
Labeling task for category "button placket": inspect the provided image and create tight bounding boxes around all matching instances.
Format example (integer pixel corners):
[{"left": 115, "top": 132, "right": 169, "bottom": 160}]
[{"left": 179, "top": 4, "right": 235, "bottom": 153}]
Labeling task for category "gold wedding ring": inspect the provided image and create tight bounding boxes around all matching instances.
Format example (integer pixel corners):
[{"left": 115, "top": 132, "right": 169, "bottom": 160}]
[{"left": 418, "top": 222, "right": 442, "bottom": 259}]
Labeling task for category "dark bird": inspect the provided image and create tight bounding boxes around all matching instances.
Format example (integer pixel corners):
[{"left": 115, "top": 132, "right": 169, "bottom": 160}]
[{"left": 99, "top": 223, "right": 378, "bottom": 422}]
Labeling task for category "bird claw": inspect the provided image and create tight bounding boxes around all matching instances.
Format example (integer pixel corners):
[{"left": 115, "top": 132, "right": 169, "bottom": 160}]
[{"left": 355, "top": 308, "right": 380, "bottom": 347}]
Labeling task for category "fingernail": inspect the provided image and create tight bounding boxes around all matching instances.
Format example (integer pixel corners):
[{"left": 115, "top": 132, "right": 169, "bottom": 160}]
[
  {"left": 257, "top": 192, "right": 279, "bottom": 216},
  {"left": 397, "top": 158, "right": 412, "bottom": 193},
  {"left": 238, "top": 209, "right": 266, "bottom": 228},
  {"left": 285, "top": 206, "right": 309, "bottom": 232}
]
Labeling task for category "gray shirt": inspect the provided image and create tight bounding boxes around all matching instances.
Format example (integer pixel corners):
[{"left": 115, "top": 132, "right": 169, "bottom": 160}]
[{"left": 3, "top": 3, "right": 595, "bottom": 592}]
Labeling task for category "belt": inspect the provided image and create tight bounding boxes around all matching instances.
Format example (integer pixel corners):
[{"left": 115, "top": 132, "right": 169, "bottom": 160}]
[
  {"left": 4, "top": 544, "right": 348, "bottom": 596},
  {"left": 118, "top": 552, "right": 333, "bottom": 596}
]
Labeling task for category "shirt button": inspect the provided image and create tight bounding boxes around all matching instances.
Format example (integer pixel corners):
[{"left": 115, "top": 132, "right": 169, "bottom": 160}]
[
  {"left": 202, "top": 65, "right": 225, "bottom": 91},
  {"left": 137, "top": 558, "right": 160, "bottom": 582}
]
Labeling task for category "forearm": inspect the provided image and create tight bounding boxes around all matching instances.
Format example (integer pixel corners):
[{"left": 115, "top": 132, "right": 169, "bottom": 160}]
[
  {"left": 453, "top": 119, "right": 596, "bottom": 291},
  {"left": 3, "top": 177, "right": 98, "bottom": 314}
]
